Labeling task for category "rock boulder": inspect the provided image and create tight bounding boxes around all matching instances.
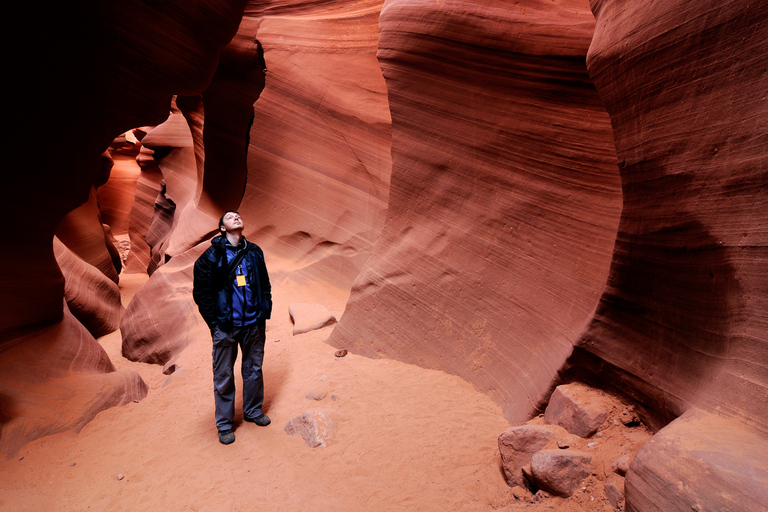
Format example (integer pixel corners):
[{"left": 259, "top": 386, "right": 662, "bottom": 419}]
[
  {"left": 498, "top": 425, "right": 554, "bottom": 487},
  {"left": 544, "top": 383, "right": 612, "bottom": 438},
  {"left": 530, "top": 449, "right": 592, "bottom": 498}
]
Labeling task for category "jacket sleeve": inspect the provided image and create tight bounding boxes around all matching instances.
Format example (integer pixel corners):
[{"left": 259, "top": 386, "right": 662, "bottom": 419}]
[
  {"left": 193, "top": 251, "right": 218, "bottom": 328},
  {"left": 258, "top": 250, "right": 272, "bottom": 320}
]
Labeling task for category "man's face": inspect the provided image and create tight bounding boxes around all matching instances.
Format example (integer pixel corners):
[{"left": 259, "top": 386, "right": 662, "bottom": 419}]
[{"left": 221, "top": 212, "right": 244, "bottom": 233}]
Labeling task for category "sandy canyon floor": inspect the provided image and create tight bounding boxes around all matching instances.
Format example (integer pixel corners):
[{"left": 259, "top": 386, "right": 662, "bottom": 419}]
[{"left": 1, "top": 263, "right": 645, "bottom": 511}]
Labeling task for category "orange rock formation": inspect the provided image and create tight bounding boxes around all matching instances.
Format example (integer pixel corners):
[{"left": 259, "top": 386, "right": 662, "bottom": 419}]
[{"left": 3, "top": 0, "right": 766, "bottom": 509}]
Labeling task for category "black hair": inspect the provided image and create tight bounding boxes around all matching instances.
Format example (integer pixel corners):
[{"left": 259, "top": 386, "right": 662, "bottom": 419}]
[{"left": 218, "top": 210, "right": 240, "bottom": 233}]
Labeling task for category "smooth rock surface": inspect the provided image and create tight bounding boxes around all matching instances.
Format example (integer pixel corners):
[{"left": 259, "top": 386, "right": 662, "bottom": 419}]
[
  {"left": 119, "top": 0, "right": 392, "bottom": 366},
  {"left": 237, "top": 0, "right": 392, "bottom": 289},
  {"left": 0, "top": 308, "right": 147, "bottom": 456},
  {"left": 625, "top": 409, "right": 768, "bottom": 512},
  {"left": 289, "top": 303, "right": 337, "bottom": 335},
  {"left": 121, "top": 246, "right": 207, "bottom": 367},
  {"left": 54, "top": 237, "right": 123, "bottom": 338},
  {"left": 2, "top": 0, "right": 247, "bottom": 453},
  {"left": 574, "top": 0, "right": 768, "bottom": 507},
  {"left": 124, "top": 153, "right": 165, "bottom": 274},
  {"left": 328, "top": 0, "right": 623, "bottom": 425},
  {"left": 574, "top": 0, "right": 768, "bottom": 428},
  {"left": 4, "top": 6, "right": 767, "bottom": 508},
  {"left": 55, "top": 188, "right": 120, "bottom": 284}
]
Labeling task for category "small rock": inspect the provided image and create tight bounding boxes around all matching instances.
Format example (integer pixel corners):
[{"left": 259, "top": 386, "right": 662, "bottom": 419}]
[
  {"left": 116, "top": 474, "right": 125, "bottom": 481},
  {"left": 611, "top": 454, "right": 631, "bottom": 476},
  {"left": 557, "top": 441, "right": 569, "bottom": 449},
  {"left": 69, "top": 462, "right": 76, "bottom": 467},
  {"left": 18, "top": 456, "right": 24, "bottom": 461},
  {"left": 335, "top": 349, "right": 348, "bottom": 358},
  {"left": 605, "top": 482, "right": 624, "bottom": 509},
  {"left": 588, "top": 442, "right": 599, "bottom": 448},
  {"left": 544, "top": 383, "right": 612, "bottom": 438},
  {"left": 530, "top": 449, "right": 592, "bottom": 497},
  {"left": 619, "top": 406, "right": 640, "bottom": 426},
  {"left": 284, "top": 411, "right": 334, "bottom": 448},
  {"left": 498, "top": 425, "right": 554, "bottom": 486},
  {"left": 306, "top": 390, "right": 328, "bottom": 401},
  {"left": 274, "top": 339, "right": 280, "bottom": 343}
]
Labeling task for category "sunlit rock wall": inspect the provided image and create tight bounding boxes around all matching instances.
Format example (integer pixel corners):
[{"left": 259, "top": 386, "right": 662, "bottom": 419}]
[
  {"left": 54, "top": 238, "right": 123, "bottom": 339},
  {"left": 55, "top": 188, "right": 121, "bottom": 284},
  {"left": 120, "top": 0, "right": 392, "bottom": 365},
  {"left": 238, "top": 0, "right": 392, "bottom": 288},
  {"left": 328, "top": 0, "right": 623, "bottom": 425}
]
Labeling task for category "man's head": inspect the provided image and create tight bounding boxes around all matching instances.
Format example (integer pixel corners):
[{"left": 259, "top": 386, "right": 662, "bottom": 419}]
[{"left": 219, "top": 210, "right": 244, "bottom": 234}]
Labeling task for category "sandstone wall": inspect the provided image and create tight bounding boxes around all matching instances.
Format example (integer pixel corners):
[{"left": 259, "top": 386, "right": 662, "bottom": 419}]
[
  {"left": 2, "top": 0, "right": 249, "bottom": 455},
  {"left": 4, "top": 5, "right": 766, "bottom": 507},
  {"left": 328, "top": 0, "right": 623, "bottom": 425},
  {"left": 238, "top": 0, "right": 392, "bottom": 289},
  {"left": 120, "top": 0, "right": 392, "bottom": 364},
  {"left": 575, "top": 0, "right": 768, "bottom": 430},
  {"left": 576, "top": 0, "right": 768, "bottom": 508}
]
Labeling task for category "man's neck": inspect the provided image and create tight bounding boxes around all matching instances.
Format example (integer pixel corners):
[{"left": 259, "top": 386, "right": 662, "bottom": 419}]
[{"left": 225, "top": 231, "right": 243, "bottom": 247}]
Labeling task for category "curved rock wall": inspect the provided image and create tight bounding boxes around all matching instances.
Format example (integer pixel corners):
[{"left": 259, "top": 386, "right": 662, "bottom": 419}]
[
  {"left": 120, "top": 0, "right": 392, "bottom": 364},
  {"left": 54, "top": 238, "right": 123, "bottom": 339},
  {"left": 2, "top": 0, "right": 249, "bottom": 455},
  {"left": 55, "top": 188, "right": 120, "bottom": 284},
  {"left": 237, "top": 0, "right": 392, "bottom": 288},
  {"left": 328, "top": 0, "right": 623, "bottom": 425},
  {"left": 124, "top": 142, "right": 166, "bottom": 274},
  {"left": 5, "top": 6, "right": 766, "bottom": 505},
  {"left": 576, "top": 0, "right": 768, "bottom": 508},
  {"left": 576, "top": 0, "right": 768, "bottom": 431},
  {"left": 0, "top": 307, "right": 147, "bottom": 456}
]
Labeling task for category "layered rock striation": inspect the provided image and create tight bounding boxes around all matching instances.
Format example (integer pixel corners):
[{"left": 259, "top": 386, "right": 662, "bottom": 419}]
[
  {"left": 575, "top": 0, "right": 768, "bottom": 433},
  {"left": 328, "top": 0, "right": 623, "bottom": 424},
  {"left": 572, "top": 0, "right": 768, "bottom": 508},
  {"left": 237, "top": 0, "right": 392, "bottom": 289},
  {"left": 4, "top": 2, "right": 767, "bottom": 508},
  {"left": 2, "top": 0, "right": 249, "bottom": 455},
  {"left": 120, "top": 0, "right": 392, "bottom": 366}
]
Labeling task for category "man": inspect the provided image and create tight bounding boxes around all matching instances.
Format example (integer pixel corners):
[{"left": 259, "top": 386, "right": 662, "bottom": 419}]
[{"left": 193, "top": 210, "right": 273, "bottom": 445}]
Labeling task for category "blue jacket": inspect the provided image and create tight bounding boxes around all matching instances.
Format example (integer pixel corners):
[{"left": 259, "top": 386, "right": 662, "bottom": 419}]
[{"left": 193, "top": 235, "right": 272, "bottom": 329}]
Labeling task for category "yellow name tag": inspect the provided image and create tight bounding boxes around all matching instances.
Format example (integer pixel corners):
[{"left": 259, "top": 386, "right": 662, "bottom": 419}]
[{"left": 236, "top": 275, "right": 247, "bottom": 287}]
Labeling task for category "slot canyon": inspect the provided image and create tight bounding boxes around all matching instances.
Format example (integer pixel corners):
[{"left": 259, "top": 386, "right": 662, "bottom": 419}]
[{"left": 2, "top": 0, "right": 766, "bottom": 510}]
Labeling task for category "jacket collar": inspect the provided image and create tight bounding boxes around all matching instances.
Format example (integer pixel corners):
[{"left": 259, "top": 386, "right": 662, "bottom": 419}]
[{"left": 212, "top": 234, "right": 248, "bottom": 251}]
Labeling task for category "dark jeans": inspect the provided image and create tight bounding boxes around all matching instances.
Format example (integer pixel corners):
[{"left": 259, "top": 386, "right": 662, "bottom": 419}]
[{"left": 211, "top": 321, "right": 266, "bottom": 431}]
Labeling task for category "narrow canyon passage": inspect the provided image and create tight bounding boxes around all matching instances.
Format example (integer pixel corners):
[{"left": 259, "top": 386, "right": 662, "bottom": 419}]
[{"left": 4, "top": 0, "right": 765, "bottom": 510}]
